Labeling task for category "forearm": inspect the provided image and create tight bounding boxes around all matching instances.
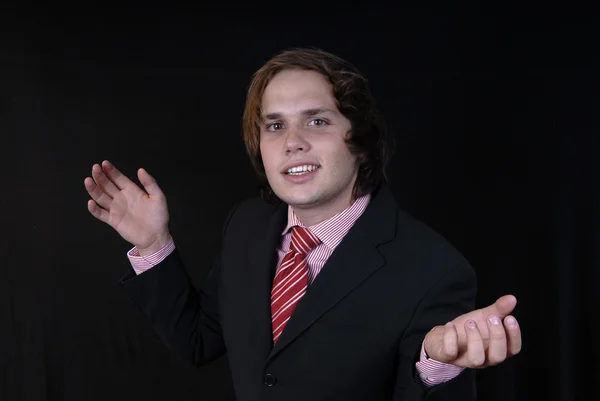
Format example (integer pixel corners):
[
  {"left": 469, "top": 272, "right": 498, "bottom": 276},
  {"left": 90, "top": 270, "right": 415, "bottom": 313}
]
[
  {"left": 393, "top": 261, "right": 477, "bottom": 400},
  {"left": 119, "top": 248, "right": 225, "bottom": 366}
]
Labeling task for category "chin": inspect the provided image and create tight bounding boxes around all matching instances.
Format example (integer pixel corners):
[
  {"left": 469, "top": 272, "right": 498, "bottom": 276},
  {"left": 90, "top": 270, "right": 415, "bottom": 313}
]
[{"left": 274, "top": 188, "right": 321, "bottom": 208}]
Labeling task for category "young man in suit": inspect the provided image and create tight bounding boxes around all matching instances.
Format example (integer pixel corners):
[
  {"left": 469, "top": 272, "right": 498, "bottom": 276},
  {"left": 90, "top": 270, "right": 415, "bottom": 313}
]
[{"left": 84, "top": 48, "right": 521, "bottom": 400}]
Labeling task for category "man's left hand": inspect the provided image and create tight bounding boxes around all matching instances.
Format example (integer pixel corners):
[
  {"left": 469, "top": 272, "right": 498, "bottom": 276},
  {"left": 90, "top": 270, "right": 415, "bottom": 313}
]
[{"left": 423, "top": 294, "right": 522, "bottom": 368}]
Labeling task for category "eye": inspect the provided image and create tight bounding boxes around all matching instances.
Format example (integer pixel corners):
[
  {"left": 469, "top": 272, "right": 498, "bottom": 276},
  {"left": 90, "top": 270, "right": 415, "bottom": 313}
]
[
  {"left": 308, "top": 118, "right": 328, "bottom": 126},
  {"left": 266, "top": 122, "right": 284, "bottom": 131}
]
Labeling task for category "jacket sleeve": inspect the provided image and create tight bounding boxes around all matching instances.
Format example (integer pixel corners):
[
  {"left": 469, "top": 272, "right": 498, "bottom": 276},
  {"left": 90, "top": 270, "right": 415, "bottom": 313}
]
[
  {"left": 118, "top": 203, "right": 240, "bottom": 367},
  {"left": 393, "top": 261, "right": 478, "bottom": 401}
]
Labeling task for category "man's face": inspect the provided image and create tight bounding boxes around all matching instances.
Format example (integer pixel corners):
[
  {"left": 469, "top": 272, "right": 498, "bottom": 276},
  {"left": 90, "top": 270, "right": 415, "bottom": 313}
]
[{"left": 259, "top": 69, "right": 359, "bottom": 212}]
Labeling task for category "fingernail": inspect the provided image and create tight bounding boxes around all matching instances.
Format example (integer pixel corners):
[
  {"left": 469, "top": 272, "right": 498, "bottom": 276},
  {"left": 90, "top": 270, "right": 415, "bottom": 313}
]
[
  {"left": 506, "top": 317, "right": 518, "bottom": 327},
  {"left": 467, "top": 320, "right": 476, "bottom": 329},
  {"left": 488, "top": 315, "right": 501, "bottom": 325}
]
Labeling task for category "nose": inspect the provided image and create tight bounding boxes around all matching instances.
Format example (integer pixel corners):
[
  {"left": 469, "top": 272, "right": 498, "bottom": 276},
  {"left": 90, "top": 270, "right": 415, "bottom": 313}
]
[{"left": 283, "top": 127, "right": 310, "bottom": 154}]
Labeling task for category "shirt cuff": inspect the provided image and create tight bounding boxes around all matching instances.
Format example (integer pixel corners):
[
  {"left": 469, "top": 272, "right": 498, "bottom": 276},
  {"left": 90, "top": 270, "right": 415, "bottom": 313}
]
[
  {"left": 127, "top": 236, "right": 176, "bottom": 275},
  {"left": 415, "top": 342, "right": 465, "bottom": 387}
]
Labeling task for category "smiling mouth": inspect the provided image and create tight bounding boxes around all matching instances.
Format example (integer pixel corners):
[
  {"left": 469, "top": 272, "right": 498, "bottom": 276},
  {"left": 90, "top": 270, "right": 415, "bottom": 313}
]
[{"left": 284, "top": 164, "right": 320, "bottom": 175}]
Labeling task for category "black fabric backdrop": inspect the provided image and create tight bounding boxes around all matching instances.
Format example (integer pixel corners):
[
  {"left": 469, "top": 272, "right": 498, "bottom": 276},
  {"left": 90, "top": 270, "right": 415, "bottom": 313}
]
[{"left": 1, "top": 4, "right": 598, "bottom": 401}]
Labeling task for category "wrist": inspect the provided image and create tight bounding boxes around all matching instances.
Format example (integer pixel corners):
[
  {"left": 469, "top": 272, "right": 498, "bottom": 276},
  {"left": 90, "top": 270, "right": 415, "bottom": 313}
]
[{"left": 137, "top": 233, "right": 171, "bottom": 257}]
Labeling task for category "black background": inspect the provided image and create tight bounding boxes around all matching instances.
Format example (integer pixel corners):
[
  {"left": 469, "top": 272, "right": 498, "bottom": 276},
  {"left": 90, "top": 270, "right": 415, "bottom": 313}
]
[{"left": 1, "top": 4, "right": 598, "bottom": 401}]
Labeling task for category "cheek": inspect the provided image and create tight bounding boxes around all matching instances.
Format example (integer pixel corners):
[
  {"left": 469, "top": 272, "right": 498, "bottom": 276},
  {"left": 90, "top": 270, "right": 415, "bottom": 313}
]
[
  {"left": 325, "top": 140, "right": 357, "bottom": 168},
  {"left": 259, "top": 142, "right": 276, "bottom": 172}
]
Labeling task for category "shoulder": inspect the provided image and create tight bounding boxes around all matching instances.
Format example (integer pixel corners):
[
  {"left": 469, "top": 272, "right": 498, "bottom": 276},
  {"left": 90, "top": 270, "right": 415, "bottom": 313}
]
[
  {"left": 219, "top": 194, "right": 282, "bottom": 234},
  {"left": 397, "top": 209, "right": 462, "bottom": 256},
  {"left": 232, "top": 195, "right": 280, "bottom": 221},
  {"left": 384, "top": 206, "right": 475, "bottom": 279},
  {"left": 367, "top": 186, "right": 468, "bottom": 268},
  {"left": 375, "top": 207, "right": 478, "bottom": 311}
]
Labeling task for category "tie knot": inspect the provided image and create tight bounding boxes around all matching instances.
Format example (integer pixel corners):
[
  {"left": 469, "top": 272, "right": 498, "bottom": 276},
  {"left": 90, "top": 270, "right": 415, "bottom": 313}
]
[{"left": 290, "top": 226, "right": 321, "bottom": 255}]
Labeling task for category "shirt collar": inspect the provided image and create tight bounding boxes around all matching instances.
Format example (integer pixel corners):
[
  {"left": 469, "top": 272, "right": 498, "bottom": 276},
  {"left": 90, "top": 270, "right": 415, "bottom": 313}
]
[{"left": 282, "top": 193, "right": 371, "bottom": 250}]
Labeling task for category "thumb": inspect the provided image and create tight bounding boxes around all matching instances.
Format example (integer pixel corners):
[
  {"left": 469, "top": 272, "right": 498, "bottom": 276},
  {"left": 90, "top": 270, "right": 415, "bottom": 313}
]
[
  {"left": 138, "top": 168, "right": 163, "bottom": 197},
  {"left": 483, "top": 294, "right": 517, "bottom": 318}
]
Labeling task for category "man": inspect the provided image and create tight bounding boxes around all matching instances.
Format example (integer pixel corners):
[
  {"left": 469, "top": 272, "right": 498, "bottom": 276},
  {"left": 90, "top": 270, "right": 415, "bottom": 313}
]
[{"left": 84, "top": 48, "right": 521, "bottom": 400}]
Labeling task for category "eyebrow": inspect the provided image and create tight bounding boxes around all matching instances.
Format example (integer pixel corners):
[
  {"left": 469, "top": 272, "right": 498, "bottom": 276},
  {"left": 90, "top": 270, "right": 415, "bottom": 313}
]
[{"left": 262, "top": 108, "right": 335, "bottom": 121}]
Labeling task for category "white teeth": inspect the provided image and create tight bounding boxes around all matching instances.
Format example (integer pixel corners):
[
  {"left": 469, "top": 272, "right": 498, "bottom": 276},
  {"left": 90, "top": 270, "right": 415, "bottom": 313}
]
[{"left": 286, "top": 164, "right": 319, "bottom": 175}]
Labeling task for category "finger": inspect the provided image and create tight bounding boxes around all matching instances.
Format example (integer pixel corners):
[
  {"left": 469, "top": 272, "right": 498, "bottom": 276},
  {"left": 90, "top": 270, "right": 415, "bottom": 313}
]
[
  {"left": 138, "top": 168, "right": 164, "bottom": 198},
  {"left": 465, "top": 320, "right": 485, "bottom": 367},
  {"left": 84, "top": 177, "right": 113, "bottom": 210},
  {"left": 503, "top": 315, "right": 522, "bottom": 356},
  {"left": 441, "top": 322, "right": 458, "bottom": 361},
  {"left": 481, "top": 294, "right": 517, "bottom": 320},
  {"left": 485, "top": 315, "right": 507, "bottom": 365},
  {"left": 101, "top": 160, "right": 136, "bottom": 191},
  {"left": 92, "top": 163, "right": 119, "bottom": 197},
  {"left": 87, "top": 199, "right": 111, "bottom": 225}
]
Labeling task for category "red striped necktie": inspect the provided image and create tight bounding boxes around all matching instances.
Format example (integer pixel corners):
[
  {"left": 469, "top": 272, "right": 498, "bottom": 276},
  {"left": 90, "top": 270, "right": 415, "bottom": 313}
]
[{"left": 271, "top": 226, "right": 321, "bottom": 344}]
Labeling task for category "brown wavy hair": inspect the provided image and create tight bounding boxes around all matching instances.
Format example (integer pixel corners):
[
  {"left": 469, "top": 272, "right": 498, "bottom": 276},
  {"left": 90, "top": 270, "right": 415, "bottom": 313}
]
[{"left": 242, "top": 47, "right": 395, "bottom": 204}]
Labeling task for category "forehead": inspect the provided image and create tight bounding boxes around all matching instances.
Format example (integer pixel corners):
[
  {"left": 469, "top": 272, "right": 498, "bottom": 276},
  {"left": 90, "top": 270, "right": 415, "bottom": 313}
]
[{"left": 261, "top": 69, "right": 337, "bottom": 112}]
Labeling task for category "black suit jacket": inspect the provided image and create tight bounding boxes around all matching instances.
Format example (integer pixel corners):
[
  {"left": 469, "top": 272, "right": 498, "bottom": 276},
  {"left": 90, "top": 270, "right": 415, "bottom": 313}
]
[{"left": 120, "top": 185, "right": 478, "bottom": 400}]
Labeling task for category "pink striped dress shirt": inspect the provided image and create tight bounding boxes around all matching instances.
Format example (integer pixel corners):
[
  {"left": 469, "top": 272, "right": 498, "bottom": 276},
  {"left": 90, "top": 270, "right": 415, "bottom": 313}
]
[{"left": 127, "top": 194, "right": 463, "bottom": 386}]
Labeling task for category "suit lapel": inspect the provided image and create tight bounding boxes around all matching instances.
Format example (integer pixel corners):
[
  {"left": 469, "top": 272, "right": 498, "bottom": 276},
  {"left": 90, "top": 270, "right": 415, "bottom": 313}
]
[
  {"left": 247, "top": 201, "right": 287, "bottom": 357},
  {"left": 267, "top": 186, "right": 398, "bottom": 362}
]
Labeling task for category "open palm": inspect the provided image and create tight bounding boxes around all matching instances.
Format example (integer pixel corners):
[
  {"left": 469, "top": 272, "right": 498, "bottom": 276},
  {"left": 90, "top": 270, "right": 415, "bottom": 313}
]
[
  {"left": 84, "top": 160, "right": 170, "bottom": 252},
  {"left": 424, "top": 295, "right": 522, "bottom": 368}
]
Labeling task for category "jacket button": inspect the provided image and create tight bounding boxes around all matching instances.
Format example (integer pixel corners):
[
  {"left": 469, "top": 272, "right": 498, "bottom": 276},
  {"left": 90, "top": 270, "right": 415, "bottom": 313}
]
[{"left": 264, "top": 373, "right": 277, "bottom": 386}]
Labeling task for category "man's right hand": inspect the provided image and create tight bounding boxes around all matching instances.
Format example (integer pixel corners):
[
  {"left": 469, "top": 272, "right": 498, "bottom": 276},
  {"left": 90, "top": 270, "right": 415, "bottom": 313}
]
[{"left": 84, "top": 160, "right": 171, "bottom": 256}]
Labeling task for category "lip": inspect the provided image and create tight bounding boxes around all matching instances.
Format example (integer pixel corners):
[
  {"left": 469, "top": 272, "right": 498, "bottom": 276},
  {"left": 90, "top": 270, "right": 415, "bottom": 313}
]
[
  {"left": 280, "top": 161, "right": 320, "bottom": 174},
  {"left": 282, "top": 166, "right": 320, "bottom": 184}
]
